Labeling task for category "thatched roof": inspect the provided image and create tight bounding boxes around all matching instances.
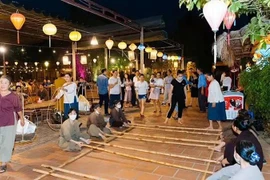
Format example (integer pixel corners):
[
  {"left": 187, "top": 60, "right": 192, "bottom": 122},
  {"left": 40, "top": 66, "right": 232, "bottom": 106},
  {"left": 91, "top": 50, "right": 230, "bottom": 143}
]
[{"left": 216, "top": 26, "right": 252, "bottom": 67}]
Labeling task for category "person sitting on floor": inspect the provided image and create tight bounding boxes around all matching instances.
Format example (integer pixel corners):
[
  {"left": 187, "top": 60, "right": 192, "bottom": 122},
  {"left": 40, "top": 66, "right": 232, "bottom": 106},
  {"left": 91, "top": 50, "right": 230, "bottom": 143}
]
[
  {"left": 207, "top": 140, "right": 264, "bottom": 180},
  {"left": 87, "top": 104, "right": 111, "bottom": 141},
  {"left": 58, "top": 108, "right": 90, "bottom": 152},
  {"left": 110, "top": 100, "right": 131, "bottom": 128}
]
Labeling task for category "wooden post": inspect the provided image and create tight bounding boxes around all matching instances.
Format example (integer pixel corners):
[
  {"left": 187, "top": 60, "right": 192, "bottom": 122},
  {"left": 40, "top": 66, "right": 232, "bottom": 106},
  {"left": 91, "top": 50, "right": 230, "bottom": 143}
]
[
  {"left": 72, "top": 42, "right": 76, "bottom": 81},
  {"left": 83, "top": 144, "right": 213, "bottom": 174},
  {"left": 33, "top": 169, "right": 79, "bottom": 180}
]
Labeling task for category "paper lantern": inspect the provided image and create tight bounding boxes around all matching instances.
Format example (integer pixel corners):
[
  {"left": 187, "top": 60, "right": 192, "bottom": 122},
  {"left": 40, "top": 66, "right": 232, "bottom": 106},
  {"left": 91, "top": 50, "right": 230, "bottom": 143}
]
[
  {"left": 129, "top": 43, "right": 137, "bottom": 51},
  {"left": 138, "top": 44, "right": 145, "bottom": 51},
  {"left": 69, "top": 30, "right": 82, "bottom": 41},
  {"left": 118, "top": 41, "right": 127, "bottom": 50},
  {"left": 162, "top": 54, "right": 168, "bottom": 60},
  {"left": 105, "top": 39, "right": 114, "bottom": 50},
  {"left": 150, "top": 49, "right": 157, "bottom": 60},
  {"left": 145, "top": 47, "right": 152, "bottom": 53},
  {"left": 157, "top": 52, "right": 163, "bottom": 58},
  {"left": 62, "top": 56, "right": 70, "bottom": 65},
  {"left": 10, "top": 11, "right": 25, "bottom": 44},
  {"left": 203, "top": 0, "right": 227, "bottom": 65},
  {"left": 80, "top": 55, "right": 87, "bottom": 65},
  {"left": 167, "top": 56, "right": 171, "bottom": 60},
  {"left": 90, "top": 36, "right": 98, "bottom": 45},
  {"left": 223, "top": 11, "right": 236, "bottom": 46},
  {"left": 43, "top": 23, "right": 57, "bottom": 47},
  {"left": 128, "top": 51, "right": 135, "bottom": 60}
]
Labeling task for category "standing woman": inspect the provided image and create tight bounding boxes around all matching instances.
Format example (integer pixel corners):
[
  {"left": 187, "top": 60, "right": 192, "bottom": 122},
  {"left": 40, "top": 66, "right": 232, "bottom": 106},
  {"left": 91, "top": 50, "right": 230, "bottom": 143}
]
[
  {"left": 54, "top": 73, "right": 78, "bottom": 119},
  {"left": 0, "top": 75, "right": 24, "bottom": 173},
  {"left": 149, "top": 72, "right": 164, "bottom": 113},
  {"left": 124, "top": 73, "right": 132, "bottom": 108},
  {"left": 205, "top": 72, "right": 226, "bottom": 129},
  {"left": 189, "top": 72, "right": 199, "bottom": 107},
  {"left": 164, "top": 70, "right": 187, "bottom": 124},
  {"left": 119, "top": 71, "right": 125, "bottom": 109},
  {"left": 135, "top": 74, "right": 149, "bottom": 118}
]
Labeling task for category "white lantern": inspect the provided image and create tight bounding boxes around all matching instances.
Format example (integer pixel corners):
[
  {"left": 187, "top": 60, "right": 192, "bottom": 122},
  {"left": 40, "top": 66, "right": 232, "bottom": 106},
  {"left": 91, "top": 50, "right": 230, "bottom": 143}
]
[
  {"left": 162, "top": 54, "right": 168, "bottom": 60},
  {"left": 90, "top": 36, "right": 98, "bottom": 45},
  {"left": 43, "top": 23, "right": 57, "bottom": 47},
  {"left": 157, "top": 52, "right": 163, "bottom": 58},
  {"left": 145, "top": 46, "right": 152, "bottom": 53},
  {"left": 174, "top": 61, "right": 178, "bottom": 68},
  {"left": 129, "top": 43, "right": 137, "bottom": 51},
  {"left": 62, "top": 56, "right": 70, "bottom": 65},
  {"left": 128, "top": 51, "right": 135, "bottom": 60},
  {"left": 118, "top": 41, "right": 127, "bottom": 50},
  {"left": 150, "top": 49, "right": 157, "bottom": 60},
  {"left": 80, "top": 55, "right": 87, "bottom": 65},
  {"left": 105, "top": 39, "right": 114, "bottom": 50}
]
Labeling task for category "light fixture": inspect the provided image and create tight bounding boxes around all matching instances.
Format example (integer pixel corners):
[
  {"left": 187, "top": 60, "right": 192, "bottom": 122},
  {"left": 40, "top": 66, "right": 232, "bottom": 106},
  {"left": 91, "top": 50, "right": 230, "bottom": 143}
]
[
  {"left": 129, "top": 63, "right": 133, "bottom": 67},
  {"left": 24, "top": 62, "right": 27, "bottom": 66},
  {"left": 56, "top": 61, "right": 60, "bottom": 66},
  {"left": 53, "top": 50, "right": 56, "bottom": 53},
  {"left": 138, "top": 44, "right": 145, "bottom": 51},
  {"left": 87, "top": 53, "right": 90, "bottom": 57},
  {"left": 97, "top": 56, "right": 99, "bottom": 58},
  {"left": 69, "top": 30, "right": 82, "bottom": 42},
  {"left": 10, "top": 10, "right": 25, "bottom": 44},
  {"left": 105, "top": 39, "right": 114, "bottom": 58},
  {"left": 157, "top": 52, "right": 163, "bottom": 58},
  {"left": 0, "top": 46, "right": 6, "bottom": 53},
  {"left": 223, "top": 11, "right": 236, "bottom": 45},
  {"left": 44, "top": 61, "right": 49, "bottom": 68},
  {"left": 90, "top": 36, "right": 98, "bottom": 45},
  {"left": 21, "top": 47, "right": 25, "bottom": 52},
  {"left": 38, "top": 48, "right": 42, "bottom": 52},
  {"left": 128, "top": 51, "right": 135, "bottom": 60},
  {"left": 80, "top": 55, "right": 87, "bottom": 65},
  {"left": 150, "top": 49, "right": 157, "bottom": 60},
  {"left": 34, "top": 62, "right": 38, "bottom": 66},
  {"left": 5, "top": 61, "right": 8, "bottom": 65},
  {"left": 93, "top": 58, "right": 97, "bottom": 63},
  {"left": 162, "top": 54, "right": 168, "bottom": 60},
  {"left": 43, "top": 23, "right": 57, "bottom": 47},
  {"left": 129, "top": 43, "right": 137, "bottom": 51},
  {"left": 118, "top": 41, "right": 127, "bottom": 50},
  {"left": 145, "top": 47, "right": 152, "bottom": 53},
  {"left": 110, "top": 58, "right": 115, "bottom": 64},
  {"left": 174, "top": 61, "right": 178, "bottom": 68},
  {"left": 62, "top": 56, "right": 70, "bottom": 65},
  {"left": 14, "top": 61, "right": 18, "bottom": 66}
]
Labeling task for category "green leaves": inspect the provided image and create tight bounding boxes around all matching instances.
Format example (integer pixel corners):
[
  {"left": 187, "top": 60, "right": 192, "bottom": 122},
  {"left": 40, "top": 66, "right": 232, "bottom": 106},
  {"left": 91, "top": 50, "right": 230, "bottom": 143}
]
[{"left": 229, "top": 1, "right": 242, "bottom": 13}]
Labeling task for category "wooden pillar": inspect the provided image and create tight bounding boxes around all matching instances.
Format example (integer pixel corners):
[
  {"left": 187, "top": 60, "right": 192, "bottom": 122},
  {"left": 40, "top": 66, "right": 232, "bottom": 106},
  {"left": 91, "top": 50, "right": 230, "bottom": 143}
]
[{"left": 72, "top": 42, "right": 76, "bottom": 81}]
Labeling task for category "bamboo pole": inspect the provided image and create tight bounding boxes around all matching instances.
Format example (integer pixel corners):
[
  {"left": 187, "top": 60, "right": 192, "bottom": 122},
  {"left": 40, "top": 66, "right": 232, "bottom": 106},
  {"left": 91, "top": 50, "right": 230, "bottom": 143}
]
[
  {"left": 201, "top": 134, "right": 221, "bottom": 180},
  {"left": 33, "top": 169, "right": 79, "bottom": 180},
  {"left": 132, "top": 126, "right": 221, "bottom": 136},
  {"left": 33, "top": 127, "right": 134, "bottom": 180},
  {"left": 132, "top": 123, "right": 222, "bottom": 132},
  {"left": 105, "top": 134, "right": 212, "bottom": 148},
  {"left": 83, "top": 144, "right": 213, "bottom": 174},
  {"left": 42, "top": 164, "right": 108, "bottom": 180},
  {"left": 91, "top": 141, "right": 218, "bottom": 163},
  {"left": 112, "top": 130, "right": 220, "bottom": 144}
]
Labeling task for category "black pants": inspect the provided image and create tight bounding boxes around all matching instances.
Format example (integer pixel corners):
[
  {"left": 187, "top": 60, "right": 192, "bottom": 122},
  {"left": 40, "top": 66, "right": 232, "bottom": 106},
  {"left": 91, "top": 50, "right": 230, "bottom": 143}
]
[
  {"left": 99, "top": 93, "right": 109, "bottom": 114},
  {"left": 167, "top": 96, "right": 185, "bottom": 118},
  {"left": 131, "top": 86, "right": 136, "bottom": 106},
  {"left": 121, "top": 87, "right": 125, "bottom": 108},
  {"left": 198, "top": 88, "right": 206, "bottom": 112}
]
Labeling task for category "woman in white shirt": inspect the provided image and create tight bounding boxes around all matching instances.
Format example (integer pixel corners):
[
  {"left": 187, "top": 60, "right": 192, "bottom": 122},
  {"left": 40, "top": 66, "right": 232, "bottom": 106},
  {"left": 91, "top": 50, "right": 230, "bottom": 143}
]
[
  {"left": 222, "top": 71, "right": 232, "bottom": 91},
  {"left": 135, "top": 74, "right": 149, "bottom": 118},
  {"left": 207, "top": 140, "right": 264, "bottom": 180},
  {"left": 149, "top": 72, "right": 164, "bottom": 113},
  {"left": 205, "top": 72, "right": 226, "bottom": 129},
  {"left": 54, "top": 73, "right": 78, "bottom": 119}
]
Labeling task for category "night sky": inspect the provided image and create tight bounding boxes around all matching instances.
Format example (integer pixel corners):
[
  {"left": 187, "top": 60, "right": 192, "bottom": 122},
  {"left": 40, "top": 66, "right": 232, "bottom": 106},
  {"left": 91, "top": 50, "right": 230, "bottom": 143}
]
[{"left": 4, "top": 0, "right": 251, "bottom": 71}]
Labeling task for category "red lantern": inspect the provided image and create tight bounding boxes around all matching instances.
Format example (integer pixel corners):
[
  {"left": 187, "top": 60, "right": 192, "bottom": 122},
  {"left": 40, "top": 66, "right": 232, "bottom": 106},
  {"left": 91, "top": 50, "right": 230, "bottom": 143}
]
[
  {"left": 224, "top": 11, "right": 236, "bottom": 46},
  {"left": 10, "top": 11, "right": 26, "bottom": 44}
]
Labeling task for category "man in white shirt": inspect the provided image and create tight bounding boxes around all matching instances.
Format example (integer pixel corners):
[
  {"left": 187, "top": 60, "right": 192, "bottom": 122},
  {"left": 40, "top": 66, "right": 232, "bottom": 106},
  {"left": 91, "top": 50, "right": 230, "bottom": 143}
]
[{"left": 108, "top": 70, "right": 121, "bottom": 107}]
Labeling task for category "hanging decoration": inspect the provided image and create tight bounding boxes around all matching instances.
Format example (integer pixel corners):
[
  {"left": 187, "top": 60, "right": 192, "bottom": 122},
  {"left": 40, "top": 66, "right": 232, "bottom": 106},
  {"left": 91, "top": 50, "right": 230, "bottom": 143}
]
[
  {"left": 69, "top": 30, "right": 82, "bottom": 42},
  {"left": 118, "top": 41, "right": 127, "bottom": 56},
  {"left": 203, "top": 0, "right": 227, "bottom": 65},
  {"left": 128, "top": 51, "right": 135, "bottom": 60},
  {"left": 223, "top": 11, "right": 236, "bottom": 46},
  {"left": 43, "top": 23, "right": 57, "bottom": 47},
  {"left": 62, "top": 56, "right": 70, "bottom": 65},
  {"left": 138, "top": 44, "right": 145, "bottom": 51},
  {"left": 80, "top": 55, "right": 87, "bottom": 65},
  {"left": 150, "top": 49, "right": 157, "bottom": 60},
  {"left": 90, "top": 36, "right": 98, "bottom": 45},
  {"left": 10, "top": 10, "right": 25, "bottom": 44},
  {"left": 145, "top": 47, "right": 152, "bottom": 53},
  {"left": 129, "top": 43, "right": 137, "bottom": 51},
  {"left": 157, "top": 52, "right": 163, "bottom": 58},
  {"left": 105, "top": 39, "right": 114, "bottom": 58},
  {"left": 162, "top": 54, "right": 168, "bottom": 60}
]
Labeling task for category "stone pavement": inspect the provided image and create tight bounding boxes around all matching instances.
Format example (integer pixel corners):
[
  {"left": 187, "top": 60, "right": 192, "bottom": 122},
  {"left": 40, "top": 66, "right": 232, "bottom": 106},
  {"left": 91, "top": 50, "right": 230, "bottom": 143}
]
[{"left": 1, "top": 102, "right": 270, "bottom": 180}]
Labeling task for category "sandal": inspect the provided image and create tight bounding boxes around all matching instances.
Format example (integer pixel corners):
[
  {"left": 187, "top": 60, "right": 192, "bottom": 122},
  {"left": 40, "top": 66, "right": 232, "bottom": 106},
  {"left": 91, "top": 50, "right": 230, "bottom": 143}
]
[{"left": 0, "top": 165, "right": 7, "bottom": 173}]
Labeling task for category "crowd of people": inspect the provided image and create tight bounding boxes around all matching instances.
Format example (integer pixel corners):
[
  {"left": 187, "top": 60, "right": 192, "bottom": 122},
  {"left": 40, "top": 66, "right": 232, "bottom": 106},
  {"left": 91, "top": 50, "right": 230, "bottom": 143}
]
[{"left": 0, "top": 65, "right": 265, "bottom": 179}]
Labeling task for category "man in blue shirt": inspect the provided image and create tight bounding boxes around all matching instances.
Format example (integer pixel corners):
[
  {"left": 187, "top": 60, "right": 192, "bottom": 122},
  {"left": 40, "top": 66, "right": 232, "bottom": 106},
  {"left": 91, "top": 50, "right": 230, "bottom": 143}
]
[
  {"left": 197, "top": 68, "right": 207, "bottom": 112},
  {"left": 97, "top": 68, "right": 109, "bottom": 115}
]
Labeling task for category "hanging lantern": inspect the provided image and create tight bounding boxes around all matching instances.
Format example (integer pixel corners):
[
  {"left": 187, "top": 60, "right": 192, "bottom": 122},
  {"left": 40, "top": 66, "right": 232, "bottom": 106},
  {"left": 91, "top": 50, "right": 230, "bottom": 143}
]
[
  {"left": 90, "top": 36, "right": 98, "bottom": 45},
  {"left": 69, "top": 30, "right": 82, "bottom": 42},
  {"left": 129, "top": 43, "right": 137, "bottom": 51},
  {"left": 157, "top": 52, "right": 163, "bottom": 58},
  {"left": 223, "top": 11, "right": 236, "bottom": 46},
  {"left": 43, "top": 23, "right": 57, "bottom": 47},
  {"left": 10, "top": 10, "right": 25, "bottom": 44},
  {"left": 62, "top": 56, "right": 70, "bottom": 65},
  {"left": 167, "top": 56, "right": 171, "bottom": 60},
  {"left": 128, "top": 51, "right": 135, "bottom": 60},
  {"left": 118, "top": 41, "right": 127, "bottom": 50},
  {"left": 162, "top": 54, "right": 168, "bottom": 60},
  {"left": 150, "top": 49, "right": 157, "bottom": 60},
  {"left": 203, "top": 0, "right": 227, "bottom": 65},
  {"left": 138, "top": 44, "right": 145, "bottom": 51},
  {"left": 145, "top": 46, "right": 152, "bottom": 53},
  {"left": 105, "top": 39, "right": 114, "bottom": 58},
  {"left": 80, "top": 55, "right": 87, "bottom": 65},
  {"left": 173, "top": 61, "right": 178, "bottom": 68}
]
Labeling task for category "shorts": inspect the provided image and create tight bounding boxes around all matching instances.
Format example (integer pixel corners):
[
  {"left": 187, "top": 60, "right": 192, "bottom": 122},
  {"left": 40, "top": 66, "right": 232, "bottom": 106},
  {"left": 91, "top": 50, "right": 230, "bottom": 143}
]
[{"left": 138, "top": 94, "right": 147, "bottom": 100}]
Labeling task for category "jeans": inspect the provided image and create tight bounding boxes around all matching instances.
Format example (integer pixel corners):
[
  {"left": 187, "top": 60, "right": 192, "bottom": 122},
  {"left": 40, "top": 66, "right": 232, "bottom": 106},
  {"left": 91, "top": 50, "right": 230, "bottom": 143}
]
[
  {"left": 99, "top": 93, "right": 109, "bottom": 114},
  {"left": 198, "top": 88, "right": 206, "bottom": 112}
]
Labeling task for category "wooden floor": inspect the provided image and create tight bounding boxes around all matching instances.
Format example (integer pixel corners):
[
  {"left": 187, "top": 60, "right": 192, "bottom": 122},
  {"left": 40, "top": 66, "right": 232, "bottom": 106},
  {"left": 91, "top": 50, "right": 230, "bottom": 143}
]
[{"left": 1, "top": 101, "right": 270, "bottom": 180}]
